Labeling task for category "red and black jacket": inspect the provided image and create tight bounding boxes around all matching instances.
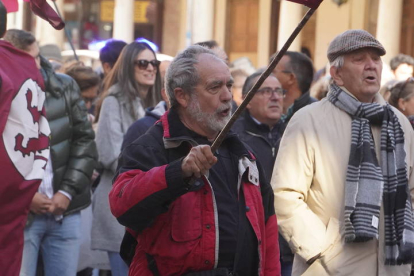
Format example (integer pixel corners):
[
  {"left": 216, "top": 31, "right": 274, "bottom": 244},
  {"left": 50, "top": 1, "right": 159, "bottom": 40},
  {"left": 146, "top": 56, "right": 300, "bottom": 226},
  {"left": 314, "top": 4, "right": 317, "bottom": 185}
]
[{"left": 109, "top": 109, "right": 281, "bottom": 276}]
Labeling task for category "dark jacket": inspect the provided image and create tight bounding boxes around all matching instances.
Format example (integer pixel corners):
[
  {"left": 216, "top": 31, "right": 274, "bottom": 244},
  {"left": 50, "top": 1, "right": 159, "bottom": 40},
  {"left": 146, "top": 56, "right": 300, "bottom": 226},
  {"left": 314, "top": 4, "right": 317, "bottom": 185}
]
[
  {"left": 284, "top": 91, "right": 318, "bottom": 124},
  {"left": 121, "top": 101, "right": 167, "bottom": 151},
  {"left": 109, "top": 109, "right": 281, "bottom": 276},
  {"left": 41, "top": 57, "right": 97, "bottom": 215},
  {"left": 232, "top": 112, "right": 293, "bottom": 263},
  {"left": 232, "top": 111, "right": 283, "bottom": 181}
]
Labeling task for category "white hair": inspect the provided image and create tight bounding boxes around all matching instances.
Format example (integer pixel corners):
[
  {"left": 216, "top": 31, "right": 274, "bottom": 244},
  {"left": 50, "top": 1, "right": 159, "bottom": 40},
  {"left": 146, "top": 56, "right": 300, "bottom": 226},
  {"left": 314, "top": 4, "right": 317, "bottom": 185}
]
[
  {"left": 330, "top": 55, "right": 344, "bottom": 69},
  {"left": 165, "top": 45, "right": 217, "bottom": 109}
]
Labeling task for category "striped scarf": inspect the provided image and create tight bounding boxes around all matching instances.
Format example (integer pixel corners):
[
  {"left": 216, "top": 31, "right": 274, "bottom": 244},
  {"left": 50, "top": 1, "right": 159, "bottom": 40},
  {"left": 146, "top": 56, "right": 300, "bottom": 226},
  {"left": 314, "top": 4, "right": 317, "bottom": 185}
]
[{"left": 328, "top": 83, "right": 414, "bottom": 265}]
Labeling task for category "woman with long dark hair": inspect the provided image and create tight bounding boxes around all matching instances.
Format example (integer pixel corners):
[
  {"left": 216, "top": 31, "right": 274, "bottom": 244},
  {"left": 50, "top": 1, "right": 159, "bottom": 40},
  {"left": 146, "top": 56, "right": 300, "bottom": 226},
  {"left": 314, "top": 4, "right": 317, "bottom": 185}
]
[{"left": 91, "top": 42, "right": 162, "bottom": 275}]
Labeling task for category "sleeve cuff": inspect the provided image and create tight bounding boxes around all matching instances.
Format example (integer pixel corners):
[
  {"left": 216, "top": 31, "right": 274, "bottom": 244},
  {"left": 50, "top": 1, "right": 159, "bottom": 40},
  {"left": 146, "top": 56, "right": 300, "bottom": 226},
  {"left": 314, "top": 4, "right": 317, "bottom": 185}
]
[
  {"left": 165, "top": 158, "right": 192, "bottom": 197},
  {"left": 58, "top": 190, "right": 72, "bottom": 201}
]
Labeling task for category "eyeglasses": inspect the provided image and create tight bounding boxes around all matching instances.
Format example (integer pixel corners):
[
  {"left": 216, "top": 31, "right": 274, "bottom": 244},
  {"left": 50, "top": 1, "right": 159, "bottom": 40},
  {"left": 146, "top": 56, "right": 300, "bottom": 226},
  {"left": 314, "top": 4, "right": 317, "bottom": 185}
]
[
  {"left": 257, "top": 87, "right": 286, "bottom": 98},
  {"left": 134, "top": 59, "right": 161, "bottom": 70}
]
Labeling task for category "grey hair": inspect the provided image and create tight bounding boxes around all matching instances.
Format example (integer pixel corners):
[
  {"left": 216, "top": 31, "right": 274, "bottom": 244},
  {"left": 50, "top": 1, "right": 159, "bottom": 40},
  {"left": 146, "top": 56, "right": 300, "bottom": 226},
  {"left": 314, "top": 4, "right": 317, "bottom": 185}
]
[
  {"left": 330, "top": 55, "right": 345, "bottom": 86},
  {"left": 165, "top": 45, "right": 218, "bottom": 109},
  {"left": 330, "top": 55, "right": 344, "bottom": 69},
  {"left": 242, "top": 69, "right": 266, "bottom": 96}
]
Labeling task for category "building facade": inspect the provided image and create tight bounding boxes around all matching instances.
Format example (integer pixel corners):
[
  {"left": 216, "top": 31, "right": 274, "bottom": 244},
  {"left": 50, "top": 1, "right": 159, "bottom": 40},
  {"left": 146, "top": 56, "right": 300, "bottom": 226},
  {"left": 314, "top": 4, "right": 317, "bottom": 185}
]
[{"left": 6, "top": 0, "right": 414, "bottom": 71}]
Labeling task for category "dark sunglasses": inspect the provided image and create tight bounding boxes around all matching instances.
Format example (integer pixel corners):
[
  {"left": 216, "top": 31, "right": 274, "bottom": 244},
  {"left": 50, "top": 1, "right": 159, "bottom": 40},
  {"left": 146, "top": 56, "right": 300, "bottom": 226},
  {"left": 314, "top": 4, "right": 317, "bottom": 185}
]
[{"left": 134, "top": 59, "right": 161, "bottom": 70}]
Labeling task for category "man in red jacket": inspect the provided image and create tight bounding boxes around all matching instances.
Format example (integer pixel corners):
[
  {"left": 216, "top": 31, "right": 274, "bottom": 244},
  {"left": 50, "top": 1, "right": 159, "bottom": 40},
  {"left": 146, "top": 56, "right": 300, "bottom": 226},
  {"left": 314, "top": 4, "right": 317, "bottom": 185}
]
[{"left": 109, "top": 45, "right": 281, "bottom": 276}]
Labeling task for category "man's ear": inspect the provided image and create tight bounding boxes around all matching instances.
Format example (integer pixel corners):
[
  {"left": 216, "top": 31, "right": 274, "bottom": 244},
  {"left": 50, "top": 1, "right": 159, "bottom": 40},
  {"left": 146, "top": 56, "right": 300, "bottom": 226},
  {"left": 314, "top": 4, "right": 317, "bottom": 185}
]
[
  {"left": 241, "top": 94, "right": 252, "bottom": 110},
  {"left": 160, "top": 88, "right": 168, "bottom": 103},
  {"left": 330, "top": 66, "right": 344, "bottom": 86},
  {"left": 174, "top": 87, "right": 190, "bottom": 108},
  {"left": 288, "top": 72, "right": 297, "bottom": 85},
  {"left": 283, "top": 71, "right": 296, "bottom": 91}
]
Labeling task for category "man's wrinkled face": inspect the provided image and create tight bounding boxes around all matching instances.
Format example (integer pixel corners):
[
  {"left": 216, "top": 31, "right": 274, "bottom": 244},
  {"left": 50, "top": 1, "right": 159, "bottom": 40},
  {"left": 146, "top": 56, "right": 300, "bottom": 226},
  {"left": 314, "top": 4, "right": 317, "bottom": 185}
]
[
  {"left": 187, "top": 53, "right": 233, "bottom": 134},
  {"left": 247, "top": 76, "right": 283, "bottom": 127},
  {"left": 332, "top": 48, "right": 382, "bottom": 103}
]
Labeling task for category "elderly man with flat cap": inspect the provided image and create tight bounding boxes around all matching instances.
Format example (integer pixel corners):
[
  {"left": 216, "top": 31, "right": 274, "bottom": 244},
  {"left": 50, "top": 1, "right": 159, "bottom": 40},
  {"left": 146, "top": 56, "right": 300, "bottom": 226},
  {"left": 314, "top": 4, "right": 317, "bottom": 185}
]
[{"left": 272, "top": 29, "right": 414, "bottom": 276}]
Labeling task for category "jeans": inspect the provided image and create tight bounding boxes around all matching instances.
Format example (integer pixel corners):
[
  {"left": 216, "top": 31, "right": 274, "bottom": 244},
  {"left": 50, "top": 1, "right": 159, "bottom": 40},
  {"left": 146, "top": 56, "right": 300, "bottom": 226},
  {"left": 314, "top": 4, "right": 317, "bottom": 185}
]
[
  {"left": 108, "top": 251, "right": 128, "bottom": 276},
  {"left": 20, "top": 212, "right": 81, "bottom": 276}
]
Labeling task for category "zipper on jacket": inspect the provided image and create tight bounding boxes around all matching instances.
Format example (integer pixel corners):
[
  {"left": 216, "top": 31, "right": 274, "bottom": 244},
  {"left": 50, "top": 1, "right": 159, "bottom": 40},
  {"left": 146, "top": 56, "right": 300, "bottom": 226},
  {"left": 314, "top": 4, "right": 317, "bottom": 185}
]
[
  {"left": 204, "top": 177, "right": 220, "bottom": 268},
  {"left": 118, "top": 182, "right": 129, "bottom": 197},
  {"left": 245, "top": 131, "right": 273, "bottom": 148}
]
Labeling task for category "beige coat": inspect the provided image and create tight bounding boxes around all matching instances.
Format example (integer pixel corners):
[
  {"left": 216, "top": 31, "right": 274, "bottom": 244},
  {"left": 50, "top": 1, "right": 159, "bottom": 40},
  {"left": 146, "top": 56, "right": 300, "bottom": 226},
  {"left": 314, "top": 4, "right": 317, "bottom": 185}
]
[{"left": 271, "top": 88, "right": 414, "bottom": 276}]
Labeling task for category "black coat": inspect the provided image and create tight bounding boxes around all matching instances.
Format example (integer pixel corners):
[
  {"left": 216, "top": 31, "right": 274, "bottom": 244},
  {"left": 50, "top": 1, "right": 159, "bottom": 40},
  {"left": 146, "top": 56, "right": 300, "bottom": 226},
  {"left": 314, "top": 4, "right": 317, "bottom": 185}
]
[
  {"left": 232, "top": 112, "right": 294, "bottom": 262},
  {"left": 232, "top": 111, "right": 283, "bottom": 182},
  {"left": 40, "top": 57, "right": 97, "bottom": 215},
  {"left": 284, "top": 91, "right": 318, "bottom": 124}
]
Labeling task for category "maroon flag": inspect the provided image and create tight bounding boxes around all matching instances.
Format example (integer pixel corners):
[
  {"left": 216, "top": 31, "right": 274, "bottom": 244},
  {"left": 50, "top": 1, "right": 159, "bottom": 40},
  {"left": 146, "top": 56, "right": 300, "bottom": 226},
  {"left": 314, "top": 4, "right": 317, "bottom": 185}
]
[
  {"left": 286, "top": 0, "right": 323, "bottom": 9},
  {"left": 3, "top": 0, "right": 18, "bottom": 13},
  {"left": 26, "top": 0, "right": 65, "bottom": 30},
  {"left": 0, "top": 40, "right": 50, "bottom": 275}
]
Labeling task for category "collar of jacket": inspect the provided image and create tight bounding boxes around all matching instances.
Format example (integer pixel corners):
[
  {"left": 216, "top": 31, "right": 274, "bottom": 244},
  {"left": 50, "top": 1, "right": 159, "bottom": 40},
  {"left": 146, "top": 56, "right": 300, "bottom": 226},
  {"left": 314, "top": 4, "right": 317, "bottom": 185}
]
[
  {"left": 145, "top": 101, "right": 167, "bottom": 120},
  {"left": 40, "top": 55, "right": 63, "bottom": 98},
  {"left": 283, "top": 91, "right": 318, "bottom": 122},
  {"left": 160, "top": 108, "right": 254, "bottom": 160},
  {"left": 292, "top": 90, "right": 317, "bottom": 113},
  {"left": 242, "top": 110, "right": 283, "bottom": 135}
]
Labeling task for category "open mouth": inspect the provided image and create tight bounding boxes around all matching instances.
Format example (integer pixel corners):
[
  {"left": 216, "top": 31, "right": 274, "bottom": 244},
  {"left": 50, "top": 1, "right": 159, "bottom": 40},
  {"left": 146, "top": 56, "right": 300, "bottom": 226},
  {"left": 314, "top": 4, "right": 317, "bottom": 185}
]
[
  {"left": 365, "top": 76, "right": 376, "bottom": 81},
  {"left": 220, "top": 108, "right": 230, "bottom": 117}
]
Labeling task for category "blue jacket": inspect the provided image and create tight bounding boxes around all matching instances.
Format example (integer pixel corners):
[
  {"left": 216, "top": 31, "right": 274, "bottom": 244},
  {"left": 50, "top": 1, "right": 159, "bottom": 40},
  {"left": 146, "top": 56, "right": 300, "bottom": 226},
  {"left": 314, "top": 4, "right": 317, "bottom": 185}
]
[{"left": 121, "top": 101, "right": 167, "bottom": 151}]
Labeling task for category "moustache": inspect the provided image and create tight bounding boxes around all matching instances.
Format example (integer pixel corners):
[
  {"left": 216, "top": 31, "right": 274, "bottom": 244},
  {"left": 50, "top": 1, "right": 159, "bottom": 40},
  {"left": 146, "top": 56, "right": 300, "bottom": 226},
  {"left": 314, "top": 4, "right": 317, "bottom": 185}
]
[{"left": 216, "top": 103, "right": 232, "bottom": 113}]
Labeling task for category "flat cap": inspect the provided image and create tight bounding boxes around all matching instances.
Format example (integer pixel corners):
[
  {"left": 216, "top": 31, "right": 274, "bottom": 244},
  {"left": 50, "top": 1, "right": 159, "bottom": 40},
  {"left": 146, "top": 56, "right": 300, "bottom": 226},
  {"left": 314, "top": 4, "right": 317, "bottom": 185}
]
[{"left": 327, "top": 29, "right": 386, "bottom": 62}]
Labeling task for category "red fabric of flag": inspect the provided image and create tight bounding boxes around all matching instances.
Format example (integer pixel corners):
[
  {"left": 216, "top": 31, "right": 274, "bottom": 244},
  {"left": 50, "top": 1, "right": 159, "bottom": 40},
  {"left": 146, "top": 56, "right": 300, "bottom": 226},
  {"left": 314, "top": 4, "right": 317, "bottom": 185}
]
[
  {"left": 28, "top": 0, "right": 65, "bottom": 30},
  {"left": 286, "top": 0, "right": 323, "bottom": 9},
  {"left": 0, "top": 40, "right": 50, "bottom": 276},
  {"left": 3, "top": 0, "right": 18, "bottom": 13}
]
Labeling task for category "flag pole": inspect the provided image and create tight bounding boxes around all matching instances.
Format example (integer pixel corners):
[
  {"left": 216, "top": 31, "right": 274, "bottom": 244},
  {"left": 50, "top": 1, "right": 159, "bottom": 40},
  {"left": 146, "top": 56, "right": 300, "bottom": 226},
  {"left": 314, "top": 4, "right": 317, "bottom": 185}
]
[
  {"left": 211, "top": 6, "right": 318, "bottom": 152},
  {"left": 51, "top": 0, "right": 78, "bottom": 61}
]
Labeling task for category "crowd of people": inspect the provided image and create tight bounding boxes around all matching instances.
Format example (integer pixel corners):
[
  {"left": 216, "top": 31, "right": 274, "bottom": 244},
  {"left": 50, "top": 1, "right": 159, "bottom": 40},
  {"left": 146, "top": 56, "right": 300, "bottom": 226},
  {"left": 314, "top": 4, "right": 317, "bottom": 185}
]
[{"left": 2, "top": 0, "right": 414, "bottom": 274}]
